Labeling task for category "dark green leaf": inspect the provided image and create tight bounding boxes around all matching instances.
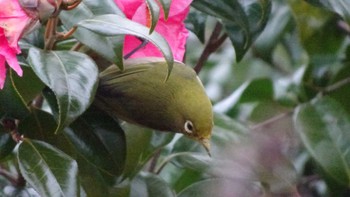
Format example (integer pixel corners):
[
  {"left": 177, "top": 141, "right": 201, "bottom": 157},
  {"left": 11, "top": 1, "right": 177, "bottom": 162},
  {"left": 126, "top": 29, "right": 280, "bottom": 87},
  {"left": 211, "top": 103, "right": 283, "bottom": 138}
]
[
  {"left": 192, "top": 0, "right": 271, "bottom": 61},
  {"left": 18, "top": 108, "right": 57, "bottom": 142},
  {"left": 254, "top": 2, "right": 293, "bottom": 62},
  {"left": 64, "top": 106, "right": 126, "bottom": 176},
  {"left": 0, "top": 70, "right": 29, "bottom": 119},
  {"left": 185, "top": 9, "right": 207, "bottom": 43},
  {"left": 77, "top": 14, "right": 174, "bottom": 77},
  {"left": 27, "top": 48, "right": 98, "bottom": 133},
  {"left": 121, "top": 123, "right": 174, "bottom": 179},
  {"left": 59, "top": 1, "right": 125, "bottom": 68},
  {"left": 130, "top": 172, "right": 175, "bottom": 197},
  {"left": 0, "top": 130, "right": 16, "bottom": 160},
  {"left": 10, "top": 66, "right": 45, "bottom": 104},
  {"left": 76, "top": 155, "right": 110, "bottom": 197},
  {"left": 294, "top": 97, "right": 350, "bottom": 185},
  {"left": 17, "top": 139, "right": 79, "bottom": 197},
  {"left": 158, "top": 0, "right": 171, "bottom": 19},
  {"left": 146, "top": 0, "right": 160, "bottom": 33}
]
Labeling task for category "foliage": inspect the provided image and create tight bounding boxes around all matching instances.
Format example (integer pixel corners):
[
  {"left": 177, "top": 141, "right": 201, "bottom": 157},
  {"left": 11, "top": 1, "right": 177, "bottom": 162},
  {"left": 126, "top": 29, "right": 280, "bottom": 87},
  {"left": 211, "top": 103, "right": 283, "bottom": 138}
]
[{"left": 1, "top": 0, "right": 350, "bottom": 196}]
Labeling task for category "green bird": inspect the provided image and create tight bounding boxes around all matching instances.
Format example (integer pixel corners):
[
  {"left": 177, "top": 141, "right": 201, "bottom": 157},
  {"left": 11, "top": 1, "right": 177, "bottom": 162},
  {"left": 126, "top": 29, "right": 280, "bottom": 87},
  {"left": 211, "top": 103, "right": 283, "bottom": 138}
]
[{"left": 96, "top": 57, "right": 213, "bottom": 155}]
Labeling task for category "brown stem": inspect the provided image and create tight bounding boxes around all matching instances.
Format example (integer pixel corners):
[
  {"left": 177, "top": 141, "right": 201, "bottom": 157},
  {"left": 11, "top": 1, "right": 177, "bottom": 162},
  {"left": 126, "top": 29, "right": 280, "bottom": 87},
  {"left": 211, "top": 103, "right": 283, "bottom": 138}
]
[
  {"left": 1, "top": 118, "right": 22, "bottom": 143},
  {"left": 61, "top": 0, "right": 82, "bottom": 10},
  {"left": 194, "top": 22, "right": 228, "bottom": 74},
  {"left": 148, "top": 149, "right": 162, "bottom": 173},
  {"left": 0, "top": 168, "right": 17, "bottom": 186},
  {"left": 56, "top": 26, "right": 78, "bottom": 40},
  {"left": 250, "top": 111, "right": 293, "bottom": 131},
  {"left": 44, "top": 17, "right": 59, "bottom": 50}
]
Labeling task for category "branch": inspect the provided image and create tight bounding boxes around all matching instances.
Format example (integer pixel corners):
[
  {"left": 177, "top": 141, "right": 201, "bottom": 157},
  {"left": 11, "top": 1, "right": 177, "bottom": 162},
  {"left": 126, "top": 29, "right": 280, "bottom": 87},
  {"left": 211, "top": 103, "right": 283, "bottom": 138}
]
[
  {"left": 323, "top": 76, "right": 350, "bottom": 94},
  {"left": 194, "top": 22, "right": 228, "bottom": 74}
]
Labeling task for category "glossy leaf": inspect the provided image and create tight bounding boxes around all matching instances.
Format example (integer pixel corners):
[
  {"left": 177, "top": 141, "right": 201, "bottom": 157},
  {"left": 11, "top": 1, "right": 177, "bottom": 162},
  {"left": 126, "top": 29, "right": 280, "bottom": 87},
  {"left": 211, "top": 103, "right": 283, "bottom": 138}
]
[
  {"left": 18, "top": 108, "right": 57, "bottom": 142},
  {"left": 130, "top": 172, "right": 175, "bottom": 197},
  {"left": 185, "top": 9, "right": 207, "bottom": 43},
  {"left": 158, "top": 0, "right": 171, "bottom": 19},
  {"left": 146, "top": 0, "right": 160, "bottom": 33},
  {"left": 294, "top": 97, "right": 350, "bottom": 185},
  {"left": 76, "top": 155, "right": 110, "bottom": 197},
  {"left": 63, "top": 106, "right": 126, "bottom": 176},
  {"left": 0, "top": 70, "right": 29, "bottom": 120},
  {"left": 27, "top": 48, "right": 98, "bottom": 133},
  {"left": 0, "top": 130, "right": 16, "bottom": 160},
  {"left": 10, "top": 66, "right": 45, "bottom": 104},
  {"left": 77, "top": 14, "right": 174, "bottom": 77},
  {"left": 17, "top": 139, "right": 79, "bottom": 197},
  {"left": 178, "top": 178, "right": 259, "bottom": 197},
  {"left": 121, "top": 122, "right": 174, "bottom": 179},
  {"left": 59, "top": 0, "right": 125, "bottom": 68},
  {"left": 192, "top": 0, "right": 271, "bottom": 61},
  {"left": 254, "top": 2, "right": 293, "bottom": 61},
  {"left": 168, "top": 153, "right": 211, "bottom": 172},
  {"left": 305, "top": 0, "right": 350, "bottom": 23}
]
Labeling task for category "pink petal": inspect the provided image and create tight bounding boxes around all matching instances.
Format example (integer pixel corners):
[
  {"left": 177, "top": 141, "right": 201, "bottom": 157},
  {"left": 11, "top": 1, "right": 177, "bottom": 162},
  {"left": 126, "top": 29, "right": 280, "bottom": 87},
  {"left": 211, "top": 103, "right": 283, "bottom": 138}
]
[
  {"left": 121, "top": 0, "right": 191, "bottom": 61},
  {"left": 0, "top": 0, "right": 32, "bottom": 50},
  {"left": 114, "top": 0, "right": 143, "bottom": 19},
  {"left": 0, "top": 28, "right": 22, "bottom": 77},
  {"left": 0, "top": 56, "right": 6, "bottom": 89}
]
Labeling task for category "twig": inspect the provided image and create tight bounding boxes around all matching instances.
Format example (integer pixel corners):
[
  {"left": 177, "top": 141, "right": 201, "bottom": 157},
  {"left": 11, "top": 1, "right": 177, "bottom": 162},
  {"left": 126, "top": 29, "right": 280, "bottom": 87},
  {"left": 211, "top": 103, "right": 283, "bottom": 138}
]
[
  {"left": 194, "top": 22, "right": 228, "bottom": 73},
  {"left": 250, "top": 111, "right": 293, "bottom": 131},
  {"left": 323, "top": 76, "right": 350, "bottom": 94},
  {"left": 148, "top": 149, "right": 162, "bottom": 173}
]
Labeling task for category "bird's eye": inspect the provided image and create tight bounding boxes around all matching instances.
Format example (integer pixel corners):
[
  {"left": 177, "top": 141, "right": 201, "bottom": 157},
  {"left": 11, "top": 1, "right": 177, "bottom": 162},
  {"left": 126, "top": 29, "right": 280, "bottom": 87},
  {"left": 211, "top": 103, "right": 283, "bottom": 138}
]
[{"left": 184, "top": 120, "right": 194, "bottom": 134}]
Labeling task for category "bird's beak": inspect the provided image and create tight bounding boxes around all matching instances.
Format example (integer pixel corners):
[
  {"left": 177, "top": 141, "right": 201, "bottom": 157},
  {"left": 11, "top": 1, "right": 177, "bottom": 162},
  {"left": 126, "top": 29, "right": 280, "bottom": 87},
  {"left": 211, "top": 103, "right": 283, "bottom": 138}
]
[{"left": 199, "top": 138, "right": 211, "bottom": 157}]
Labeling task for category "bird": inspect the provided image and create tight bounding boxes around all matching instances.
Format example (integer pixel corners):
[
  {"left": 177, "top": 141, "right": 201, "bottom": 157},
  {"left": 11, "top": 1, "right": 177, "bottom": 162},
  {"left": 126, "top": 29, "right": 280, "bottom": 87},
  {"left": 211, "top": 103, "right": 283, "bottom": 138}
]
[{"left": 95, "top": 57, "right": 213, "bottom": 155}]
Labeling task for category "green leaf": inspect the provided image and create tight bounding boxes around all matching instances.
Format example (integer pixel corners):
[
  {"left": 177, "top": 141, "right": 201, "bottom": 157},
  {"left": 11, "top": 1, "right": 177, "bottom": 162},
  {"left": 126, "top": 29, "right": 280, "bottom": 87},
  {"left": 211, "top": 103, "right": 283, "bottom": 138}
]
[
  {"left": 158, "top": 0, "right": 171, "bottom": 19},
  {"left": 130, "top": 172, "right": 175, "bottom": 197},
  {"left": 192, "top": 0, "right": 271, "bottom": 61},
  {"left": 254, "top": 2, "right": 293, "bottom": 62},
  {"left": 0, "top": 131, "right": 16, "bottom": 160},
  {"left": 146, "top": 0, "right": 160, "bottom": 33},
  {"left": 63, "top": 106, "right": 126, "bottom": 176},
  {"left": 18, "top": 108, "right": 57, "bottom": 142},
  {"left": 305, "top": 0, "right": 350, "bottom": 23},
  {"left": 59, "top": 0, "right": 125, "bottom": 68},
  {"left": 76, "top": 155, "right": 110, "bottom": 197},
  {"left": 168, "top": 153, "right": 211, "bottom": 172},
  {"left": 185, "top": 9, "right": 207, "bottom": 43},
  {"left": 294, "top": 97, "right": 350, "bottom": 185},
  {"left": 121, "top": 123, "right": 174, "bottom": 179},
  {"left": 214, "top": 78, "right": 274, "bottom": 114},
  {"left": 0, "top": 70, "right": 29, "bottom": 119},
  {"left": 10, "top": 66, "right": 45, "bottom": 104},
  {"left": 178, "top": 178, "right": 259, "bottom": 197},
  {"left": 77, "top": 14, "right": 174, "bottom": 77},
  {"left": 17, "top": 139, "right": 79, "bottom": 197},
  {"left": 289, "top": 1, "right": 345, "bottom": 66},
  {"left": 27, "top": 48, "right": 98, "bottom": 133}
]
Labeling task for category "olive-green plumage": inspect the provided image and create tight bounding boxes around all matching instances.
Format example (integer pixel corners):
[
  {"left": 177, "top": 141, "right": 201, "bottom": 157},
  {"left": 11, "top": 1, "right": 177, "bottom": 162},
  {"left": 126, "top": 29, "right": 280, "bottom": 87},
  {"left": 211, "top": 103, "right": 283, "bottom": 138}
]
[{"left": 96, "top": 58, "right": 213, "bottom": 154}]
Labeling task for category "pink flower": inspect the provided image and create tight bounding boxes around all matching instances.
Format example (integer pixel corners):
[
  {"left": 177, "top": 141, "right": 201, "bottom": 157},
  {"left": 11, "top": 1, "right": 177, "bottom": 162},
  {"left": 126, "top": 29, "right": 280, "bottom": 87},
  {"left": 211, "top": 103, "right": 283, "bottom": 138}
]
[
  {"left": 115, "top": 0, "right": 192, "bottom": 62},
  {"left": 0, "top": 0, "right": 36, "bottom": 89}
]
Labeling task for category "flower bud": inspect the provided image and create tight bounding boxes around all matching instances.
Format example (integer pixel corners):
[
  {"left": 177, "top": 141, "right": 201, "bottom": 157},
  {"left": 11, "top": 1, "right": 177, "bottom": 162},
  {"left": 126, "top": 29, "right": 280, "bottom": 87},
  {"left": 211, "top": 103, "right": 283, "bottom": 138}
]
[{"left": 19, "top": 0, "right": 58, "bottom": 21}]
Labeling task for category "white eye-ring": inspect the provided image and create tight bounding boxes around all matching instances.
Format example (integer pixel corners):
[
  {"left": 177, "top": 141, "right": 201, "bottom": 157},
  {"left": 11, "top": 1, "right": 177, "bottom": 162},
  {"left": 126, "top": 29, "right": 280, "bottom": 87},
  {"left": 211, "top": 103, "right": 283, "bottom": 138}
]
[{"left": 184, "top": 120, "right": 194, "bottom": 134}]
